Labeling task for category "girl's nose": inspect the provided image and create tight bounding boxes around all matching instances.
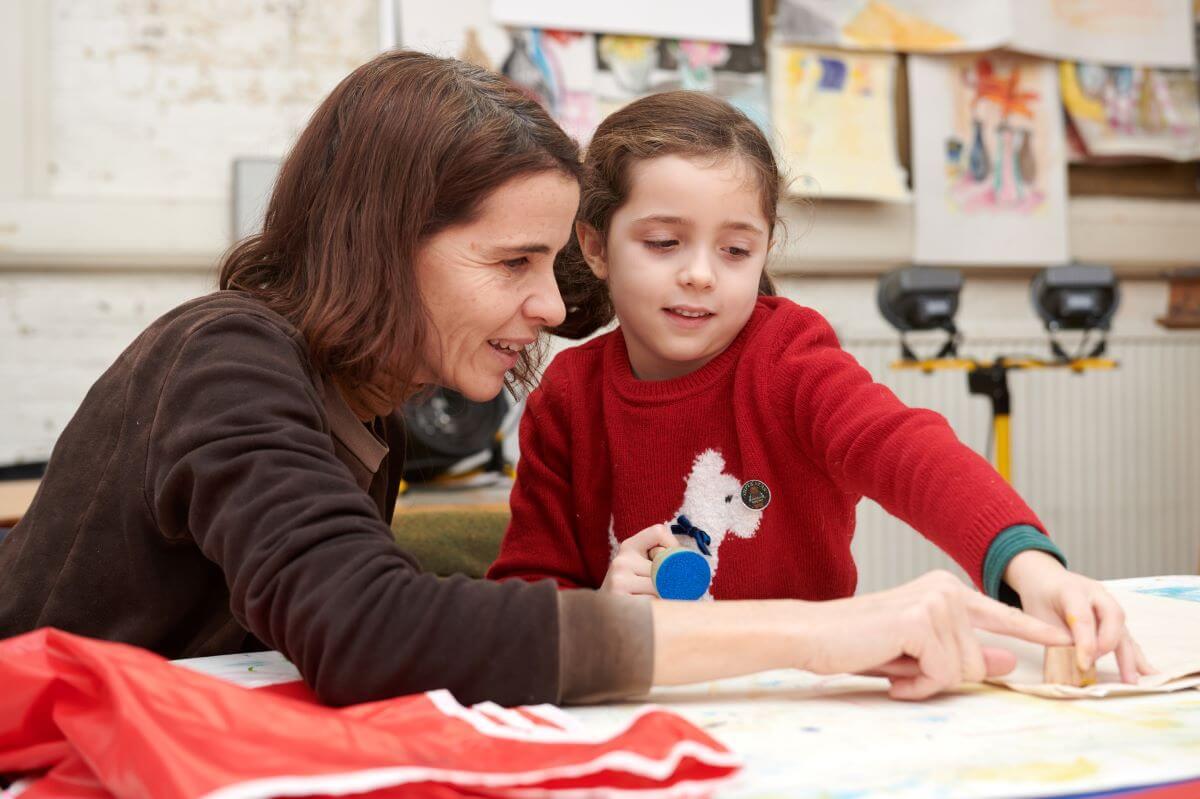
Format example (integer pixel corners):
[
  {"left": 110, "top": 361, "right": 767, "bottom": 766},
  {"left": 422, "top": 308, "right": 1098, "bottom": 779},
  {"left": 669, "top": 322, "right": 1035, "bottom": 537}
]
[{"left": 680, "top": 254, "right": 716, "bottom": 290}]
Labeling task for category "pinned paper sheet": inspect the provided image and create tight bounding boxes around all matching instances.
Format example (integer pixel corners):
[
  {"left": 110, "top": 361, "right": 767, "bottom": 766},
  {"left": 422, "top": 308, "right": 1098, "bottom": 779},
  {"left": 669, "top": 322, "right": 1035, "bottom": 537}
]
[
  {"left": 491, "top": 0, "right": 756, "bottom": 45},
  {"left": 908, "top": 54, "right": 1069, "bottom": 265},
  {"left": 1010, "top": 0, "right": 1195, "bottom": 69},
  {"left": 980, "top": 584, "right": 1200, "bottom": 698},
  {"left": 769, "top": 43, "right": 908, "bottom": 201},
  {"left": 774, "top": 1, "right": 1195, "bottom": 68},
  {"left": 1061, "top": 61, "right": 1200, "bottom": 162}
]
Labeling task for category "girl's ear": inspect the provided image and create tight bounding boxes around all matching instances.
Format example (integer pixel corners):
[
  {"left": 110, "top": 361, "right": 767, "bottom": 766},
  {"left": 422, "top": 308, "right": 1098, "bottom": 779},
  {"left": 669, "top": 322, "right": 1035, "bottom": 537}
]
[{"left": 576, "top": 221, "right": 608, "bottom": 280}]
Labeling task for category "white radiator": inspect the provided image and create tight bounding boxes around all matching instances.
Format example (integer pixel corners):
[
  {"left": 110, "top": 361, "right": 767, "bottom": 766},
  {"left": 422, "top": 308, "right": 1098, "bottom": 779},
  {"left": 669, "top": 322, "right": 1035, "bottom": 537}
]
[{"left": 844, "top": 333, "right": 1200, "bottom": 593}]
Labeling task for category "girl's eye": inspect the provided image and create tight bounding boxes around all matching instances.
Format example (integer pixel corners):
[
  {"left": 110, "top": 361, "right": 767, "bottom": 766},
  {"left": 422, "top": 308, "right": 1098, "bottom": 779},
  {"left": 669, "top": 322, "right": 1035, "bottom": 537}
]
[
  {"left": 501, "top": 257, "right": 529, "bottom": 270},
  {"left": 725, "top": 246, "right": 751, "bottom": 258},
  {"left": 644, "top": 239, "right": 678, "bottom": 251}
]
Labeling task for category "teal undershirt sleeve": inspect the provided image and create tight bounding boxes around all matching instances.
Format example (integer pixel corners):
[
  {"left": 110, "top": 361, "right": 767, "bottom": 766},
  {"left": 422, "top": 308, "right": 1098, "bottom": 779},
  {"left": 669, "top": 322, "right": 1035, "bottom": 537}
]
[{"left": 983, "top": 524, "right": 1068, "bottom": 608}]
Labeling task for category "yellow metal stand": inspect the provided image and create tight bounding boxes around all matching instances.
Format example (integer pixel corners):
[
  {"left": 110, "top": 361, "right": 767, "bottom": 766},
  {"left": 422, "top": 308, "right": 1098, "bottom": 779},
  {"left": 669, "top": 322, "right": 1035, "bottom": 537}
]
[
  {"left": 993, "top": 413, "right": 1012, "bottom": 482},
  {"left": 891, "top": 357, "right": 1117, "bottom": 483}
]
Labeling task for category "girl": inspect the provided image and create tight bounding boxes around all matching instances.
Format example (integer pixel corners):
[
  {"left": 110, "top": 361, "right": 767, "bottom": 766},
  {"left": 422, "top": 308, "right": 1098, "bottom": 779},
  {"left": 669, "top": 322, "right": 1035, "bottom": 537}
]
[{"left": 489, "top": 90, "right": 1151, "bottom": 684}]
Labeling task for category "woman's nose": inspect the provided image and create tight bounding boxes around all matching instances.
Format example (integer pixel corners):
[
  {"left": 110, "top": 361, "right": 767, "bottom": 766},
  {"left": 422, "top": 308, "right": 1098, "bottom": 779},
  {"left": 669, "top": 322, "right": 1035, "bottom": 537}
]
[{"left": 525, "top": 268, "right": 567, "bottom": 328}]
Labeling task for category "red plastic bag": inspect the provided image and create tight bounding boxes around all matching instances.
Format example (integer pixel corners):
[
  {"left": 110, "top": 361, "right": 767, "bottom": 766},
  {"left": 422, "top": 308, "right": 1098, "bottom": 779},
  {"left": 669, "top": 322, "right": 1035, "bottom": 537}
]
[{"left": 0, "top": 629, "right": 739, "bottom": 798}]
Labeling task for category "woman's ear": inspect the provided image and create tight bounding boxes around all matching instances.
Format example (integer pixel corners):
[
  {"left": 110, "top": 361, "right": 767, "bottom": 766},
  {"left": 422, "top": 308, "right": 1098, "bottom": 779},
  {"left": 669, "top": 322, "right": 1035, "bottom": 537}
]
[{"left": 576, "top": 221, "right": 608, "bottom": 280}]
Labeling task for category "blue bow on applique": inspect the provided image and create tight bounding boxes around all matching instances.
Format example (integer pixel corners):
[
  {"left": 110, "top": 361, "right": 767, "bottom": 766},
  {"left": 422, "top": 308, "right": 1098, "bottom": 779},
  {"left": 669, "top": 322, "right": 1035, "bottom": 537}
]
[{"left": 670, "top": 515, "right": 712, "bottom": 556}]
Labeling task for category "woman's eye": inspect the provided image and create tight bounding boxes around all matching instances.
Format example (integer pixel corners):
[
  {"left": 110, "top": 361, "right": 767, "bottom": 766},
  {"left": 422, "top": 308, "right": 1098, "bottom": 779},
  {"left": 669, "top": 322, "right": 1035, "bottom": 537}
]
[
  {"left": 644, "top": 239, "right": 678, "bottom": 251},
  {"left": 501, "top": 257, "right": 529, "bottom": 269}
]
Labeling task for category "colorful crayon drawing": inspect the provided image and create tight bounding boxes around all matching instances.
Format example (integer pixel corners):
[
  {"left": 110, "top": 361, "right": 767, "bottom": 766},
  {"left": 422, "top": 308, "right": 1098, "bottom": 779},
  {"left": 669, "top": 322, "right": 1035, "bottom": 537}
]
[
  {"left": 1060, "top": 61, "right": 1200, "bottom": 161},
  {"left": 774, "top": 1, "right": 1194, "bottom": 67},
  {"left": 593, "top": 34, "right": 770, "bottom": 133},
  {"left": 401, "top": 0, "right": 768, "bottom": 144},
  {"left": 501, "top": 29, "right": 600, "bottom": 145},
  {"left": 773, "top": 0, "right": 1011, "bottom": 53},
  {"left": 944, "top": 58, "right": 1046, "bottom": 214},
  {"left": 909, "top": 55, "right": 1068, "bottom": 265},
  {"left": 769, "top": 44, "right": 908, "bottom": 201}
]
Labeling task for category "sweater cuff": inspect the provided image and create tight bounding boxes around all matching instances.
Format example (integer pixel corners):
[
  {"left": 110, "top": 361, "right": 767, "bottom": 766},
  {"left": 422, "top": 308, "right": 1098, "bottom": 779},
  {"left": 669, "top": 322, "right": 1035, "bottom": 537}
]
[
  {"left": 557, "top": 590, "right": 654, "bottom": 704},
  {"left": 983, "top": 524, "right": 1068, "bottom": 607}
]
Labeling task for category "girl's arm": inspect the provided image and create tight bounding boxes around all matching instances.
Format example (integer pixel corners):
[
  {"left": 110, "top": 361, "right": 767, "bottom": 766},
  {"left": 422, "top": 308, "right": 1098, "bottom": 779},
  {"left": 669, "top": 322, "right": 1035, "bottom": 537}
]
[
  {"left": 768, "top": 311, "right": 1040, "bottom": 588},
  {"left": 487, "top": 382, "right": 595, "bottom": 588},
  {"left": 767, "top": 309, "right": 1150, "bottom": 682}
]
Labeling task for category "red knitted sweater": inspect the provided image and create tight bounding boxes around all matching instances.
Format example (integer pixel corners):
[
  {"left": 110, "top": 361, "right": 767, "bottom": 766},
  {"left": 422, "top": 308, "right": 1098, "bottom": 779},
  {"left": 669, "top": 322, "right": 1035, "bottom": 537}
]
[{"left": 488, "top": 297, "right": 1045, "bottom": 600}]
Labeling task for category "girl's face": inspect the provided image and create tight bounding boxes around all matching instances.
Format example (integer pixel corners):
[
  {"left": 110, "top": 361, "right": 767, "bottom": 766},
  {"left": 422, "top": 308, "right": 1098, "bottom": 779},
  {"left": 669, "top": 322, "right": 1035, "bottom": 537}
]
[
  {"left": 414, "top": 171, "right": 579, "bottom": 401},
  {"left": 579, "top": 154, "right": 770, "bottom": 381}
]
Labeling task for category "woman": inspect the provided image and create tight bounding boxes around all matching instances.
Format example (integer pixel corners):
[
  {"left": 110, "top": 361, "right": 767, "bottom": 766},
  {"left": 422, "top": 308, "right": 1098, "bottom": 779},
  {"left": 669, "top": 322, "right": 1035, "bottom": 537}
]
[{"left": 0, "top": 51, "right": 1068, "bottom": 707}]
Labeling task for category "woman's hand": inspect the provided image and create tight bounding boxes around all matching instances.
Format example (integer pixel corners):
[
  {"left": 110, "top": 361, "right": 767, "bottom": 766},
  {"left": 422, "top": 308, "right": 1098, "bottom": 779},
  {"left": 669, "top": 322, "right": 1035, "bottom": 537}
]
[
  {"left": 796, "top": 570, "right": 1074, "bottom": 699},
  {"left": 650, "top": 570, "right": 1071, "bottom": 700},
  {"left": 1004, "top": 550, "right": 1155, "bottom": 683},
  {"left": 601, "top": 524, "right": 679, "bottom": 596}
]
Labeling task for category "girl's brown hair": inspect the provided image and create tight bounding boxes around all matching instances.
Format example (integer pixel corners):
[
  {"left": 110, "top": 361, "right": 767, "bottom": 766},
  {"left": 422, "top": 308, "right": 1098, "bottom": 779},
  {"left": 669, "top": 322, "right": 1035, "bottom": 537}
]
[
  {"left": 553, "top": 90, "right": 780, "bottom": 340},
  {"left": 220, "top": 50, "right": 582, "bottom": 399}
]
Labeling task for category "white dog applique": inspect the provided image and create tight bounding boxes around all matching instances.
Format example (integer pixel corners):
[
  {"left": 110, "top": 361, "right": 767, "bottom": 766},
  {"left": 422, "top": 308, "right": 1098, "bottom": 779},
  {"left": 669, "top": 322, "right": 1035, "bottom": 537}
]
[{"left": 608, "top": 449, "right": 767, "bottom": 599}]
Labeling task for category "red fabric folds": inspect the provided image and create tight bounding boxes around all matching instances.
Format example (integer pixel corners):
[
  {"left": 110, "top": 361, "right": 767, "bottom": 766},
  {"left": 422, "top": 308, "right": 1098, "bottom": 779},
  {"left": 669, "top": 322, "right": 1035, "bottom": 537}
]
[{"left": 0, "top": 630, "right": 738, "bottom": 799}]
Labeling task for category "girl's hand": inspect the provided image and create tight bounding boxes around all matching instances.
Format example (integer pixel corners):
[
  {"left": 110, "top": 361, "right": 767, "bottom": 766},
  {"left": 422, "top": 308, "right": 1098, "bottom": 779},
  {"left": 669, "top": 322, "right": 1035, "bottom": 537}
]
[
  {"left": 601, "top": 524, "right": 679, "bottom": 596},
  {"left": 1004, "top": 550, "right": 1156, "bottom": 683},
  {"left": 797, "top": 570, "right": 1072, "bottom": 700}
]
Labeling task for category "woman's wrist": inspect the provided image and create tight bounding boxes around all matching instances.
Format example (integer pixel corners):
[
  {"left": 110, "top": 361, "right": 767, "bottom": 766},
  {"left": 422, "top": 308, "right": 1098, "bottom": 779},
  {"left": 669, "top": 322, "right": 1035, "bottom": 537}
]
[{"left": 650, "top": 599, "right": 812, "bottom": 685}]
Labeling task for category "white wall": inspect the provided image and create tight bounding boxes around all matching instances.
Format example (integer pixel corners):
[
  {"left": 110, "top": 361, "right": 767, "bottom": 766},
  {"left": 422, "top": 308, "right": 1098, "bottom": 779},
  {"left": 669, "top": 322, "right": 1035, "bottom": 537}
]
[{"left": 1, "top": 269, "right": 215, "bottom": 463}]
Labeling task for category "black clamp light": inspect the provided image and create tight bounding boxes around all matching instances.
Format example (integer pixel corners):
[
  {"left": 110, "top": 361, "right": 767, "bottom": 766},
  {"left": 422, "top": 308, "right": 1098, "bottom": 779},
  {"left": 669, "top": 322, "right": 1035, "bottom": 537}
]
[
  {"left": 1030, "top": 264, "right": 1120, "bottom": 361},
  {"left": 876, "top": 264, "right": 1119, "bottom": 484},
  {"left": 876, "top": 266, "right": 964, "bottom": 361}
]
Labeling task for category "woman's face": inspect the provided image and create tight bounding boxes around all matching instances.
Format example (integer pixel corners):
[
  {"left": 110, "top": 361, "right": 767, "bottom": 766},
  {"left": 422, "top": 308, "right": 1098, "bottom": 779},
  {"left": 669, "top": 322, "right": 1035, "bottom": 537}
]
[{"left": 414, "top": 171, "right": 579, "bottom": 402}]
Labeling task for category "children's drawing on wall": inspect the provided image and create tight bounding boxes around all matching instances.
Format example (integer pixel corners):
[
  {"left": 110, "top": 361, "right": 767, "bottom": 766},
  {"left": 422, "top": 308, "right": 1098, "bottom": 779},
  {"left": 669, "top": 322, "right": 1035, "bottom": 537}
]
[
  {"left": 768, "top": 44, "right": 907, "bottom": 201},
  {"left": 773, "top": 0, "right": 1011, "bottom": 53},
  {"left": 501, "top": 29, "right": 600, "bottom": 145},
  {"left": 593, "top": 35, "right": 769, "bottom": 132},
  {"left": 908, "top": 55, "right": 1068, "bottom": 265},
  {"left": 1009, "top": 0, "right": 1194, "bottom": 68},
  {"left": 1060, "top": 61, "right": 1200, "bottom": 161},
  {"left": 401, "top": 0, "right": 767, "bottom": 143},
  {"left": 943, "top": 58, "right": 1047, "bottom": 214}
]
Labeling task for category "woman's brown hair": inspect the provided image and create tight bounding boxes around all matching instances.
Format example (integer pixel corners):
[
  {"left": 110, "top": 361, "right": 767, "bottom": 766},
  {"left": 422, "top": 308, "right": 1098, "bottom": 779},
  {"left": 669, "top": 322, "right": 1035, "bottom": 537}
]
[
  {"left": 220, "top": 50, "right": 582, "bottom": 399},
  {"left": 554, "top": 90, "right": 780, "bottom": 340}
]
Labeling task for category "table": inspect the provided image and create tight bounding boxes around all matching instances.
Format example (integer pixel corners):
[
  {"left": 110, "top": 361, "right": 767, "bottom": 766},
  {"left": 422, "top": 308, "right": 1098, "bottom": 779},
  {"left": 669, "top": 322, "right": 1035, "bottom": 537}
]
[{"left": 179, "top": 576, "right": 1200, "bottom": 799}]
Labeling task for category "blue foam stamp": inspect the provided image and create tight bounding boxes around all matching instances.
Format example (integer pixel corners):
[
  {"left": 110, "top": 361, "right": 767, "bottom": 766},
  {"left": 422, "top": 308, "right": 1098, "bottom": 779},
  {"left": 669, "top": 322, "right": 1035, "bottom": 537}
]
[{"left": 652, "top": 547, "right": 711, "bottom": 600}]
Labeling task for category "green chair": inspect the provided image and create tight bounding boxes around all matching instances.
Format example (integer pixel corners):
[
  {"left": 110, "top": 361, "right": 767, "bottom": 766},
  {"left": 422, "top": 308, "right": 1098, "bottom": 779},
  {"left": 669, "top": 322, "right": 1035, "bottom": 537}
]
[{"left": 391, "top": 503, "right": 510, "bottom": 578}]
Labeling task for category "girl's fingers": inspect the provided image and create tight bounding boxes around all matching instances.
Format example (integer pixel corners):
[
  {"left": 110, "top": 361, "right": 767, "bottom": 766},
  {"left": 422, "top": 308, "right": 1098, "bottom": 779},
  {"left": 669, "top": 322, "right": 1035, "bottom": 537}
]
[
  {"left": 624, "top": 524, "right": 679, "bottom": 556},
  {"left": 1128, "top": 633, "right": 1156, "bottom": 671},
  {"left": 1114, "top": 636, "right": 1141, "bottom": 684},
  {"left": 1061, "top": 593, "right": 1099, "bottom": 671},
  {"left": 1091, "top": 591, "right": 1126, "bottom": 657},
  {"left": 622, "top": 574, "right": 657, "bottom": 596},
  {"left": 1113, "top": 633, "right": 1157, "bottom": 683}
]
